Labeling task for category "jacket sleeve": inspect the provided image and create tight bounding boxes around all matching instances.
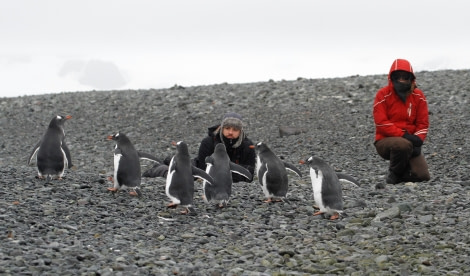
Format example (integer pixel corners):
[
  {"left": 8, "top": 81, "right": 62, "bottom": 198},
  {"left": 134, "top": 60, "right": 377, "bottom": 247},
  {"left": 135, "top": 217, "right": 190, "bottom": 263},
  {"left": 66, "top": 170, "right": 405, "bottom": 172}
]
[
  {"left": 195, "top": 136, "right": 214, "bottom": 170},
  {"left": 412, "top": 90, "right": 429, "bottom": 141},
  {"left": 373, "top": 89, "right": 405, "bottom": 138},
  {"left": 232, "top": 140, "right": 256, "bottom": 183}
]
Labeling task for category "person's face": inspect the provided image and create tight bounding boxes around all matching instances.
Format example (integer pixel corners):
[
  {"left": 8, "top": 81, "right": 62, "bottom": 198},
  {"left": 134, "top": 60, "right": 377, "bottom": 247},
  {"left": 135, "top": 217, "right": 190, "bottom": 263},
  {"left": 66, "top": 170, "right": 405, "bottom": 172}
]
[
  {"left": 222, "top": 126, "right": 241, "bottom": 139},
  {"left": 392, "top": 70, "right": 413, "bottom": 83}
]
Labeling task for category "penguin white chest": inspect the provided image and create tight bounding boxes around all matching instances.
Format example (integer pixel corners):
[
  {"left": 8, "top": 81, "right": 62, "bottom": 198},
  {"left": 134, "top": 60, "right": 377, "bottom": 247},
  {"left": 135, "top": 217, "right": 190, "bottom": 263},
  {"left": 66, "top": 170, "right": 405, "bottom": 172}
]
[
  {"left": 113, "top": 153, "right": 122, "bottom": 186},
  {"left": 165, "top": 157, "right": 181, "bottom": 205},
  {"left": 255, "top": 156, "right": 262, "bottom": 177},
  {"left": 310, "top": 168, "right": 326, "bottom": 211},
  {"left": 260, "top": 163, "right": 270, "bottom": 196},
  {"left": 59, "top": 141, "right": 68, "bottom": 177}
]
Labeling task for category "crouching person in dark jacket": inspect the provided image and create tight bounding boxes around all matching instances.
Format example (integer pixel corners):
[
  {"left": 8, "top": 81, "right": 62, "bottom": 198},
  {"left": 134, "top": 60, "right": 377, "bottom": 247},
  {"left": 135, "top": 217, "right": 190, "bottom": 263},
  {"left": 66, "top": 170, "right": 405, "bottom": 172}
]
[{"left": 143, "top": 112, "right": 255, "bottom": 183}]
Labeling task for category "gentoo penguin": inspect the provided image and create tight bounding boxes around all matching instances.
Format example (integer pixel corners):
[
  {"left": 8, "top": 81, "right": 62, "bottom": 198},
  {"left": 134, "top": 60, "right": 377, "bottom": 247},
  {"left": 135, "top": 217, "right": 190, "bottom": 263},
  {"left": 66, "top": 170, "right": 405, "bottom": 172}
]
[
  {"left": 303, "top": 155, "right": 345, "bottom": 220},
  {"left": 203, "top": 143, "right": 252, "bottom": 208},
  {"left": 107, "top": 132, "right": 160, "bottom": 197},
  {"left": 28, "top": 115, "right": 73, "bottom": 182},
  {"left": 252, "top": 142, "right": 302, "bottom": 202},
  {"left": 166, "top": 141, "right": 214, "bottom": 214}
]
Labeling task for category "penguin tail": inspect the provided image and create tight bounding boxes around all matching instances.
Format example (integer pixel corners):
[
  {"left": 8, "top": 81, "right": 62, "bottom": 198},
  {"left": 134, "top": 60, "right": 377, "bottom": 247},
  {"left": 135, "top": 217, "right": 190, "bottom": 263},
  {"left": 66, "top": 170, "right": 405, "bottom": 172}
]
[{"left": 45, "top": 175, "right": 52, "bottom": 184}]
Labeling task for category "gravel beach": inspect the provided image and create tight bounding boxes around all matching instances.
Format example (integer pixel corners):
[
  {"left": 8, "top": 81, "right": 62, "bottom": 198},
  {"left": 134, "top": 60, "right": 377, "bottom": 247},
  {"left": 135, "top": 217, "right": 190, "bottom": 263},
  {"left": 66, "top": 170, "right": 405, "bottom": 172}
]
[{"left": 0, "top": 69, "right": 469, "bottom": 275}]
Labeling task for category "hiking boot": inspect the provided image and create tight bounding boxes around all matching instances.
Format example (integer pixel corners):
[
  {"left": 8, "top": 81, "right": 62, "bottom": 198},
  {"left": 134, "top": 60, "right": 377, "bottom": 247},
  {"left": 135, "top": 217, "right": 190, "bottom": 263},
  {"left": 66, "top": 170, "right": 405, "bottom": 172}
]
[{"left": 385, "top": 170, "right": 401, "bottom": 184}]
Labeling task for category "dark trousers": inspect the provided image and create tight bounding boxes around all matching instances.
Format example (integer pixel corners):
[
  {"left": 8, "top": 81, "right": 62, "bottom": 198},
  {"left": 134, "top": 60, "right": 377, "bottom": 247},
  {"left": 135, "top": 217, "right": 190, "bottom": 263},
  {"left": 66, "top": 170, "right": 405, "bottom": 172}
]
[{"left": 375, "top": 137, "right": 430, "bottom": 182}]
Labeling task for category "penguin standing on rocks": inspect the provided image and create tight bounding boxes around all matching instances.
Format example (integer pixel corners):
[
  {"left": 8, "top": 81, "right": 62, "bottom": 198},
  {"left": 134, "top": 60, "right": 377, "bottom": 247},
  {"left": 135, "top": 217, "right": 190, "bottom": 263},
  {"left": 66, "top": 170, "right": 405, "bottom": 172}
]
[
  {"left": 252, "top": 142, "right": 302, "bottom": 202},
  {"left": 203, "top": 143, "right": 252, "bottom": 208},
  {"left": 107, "top": 132, "right": 160, "bottom": 197},
  {"left": 302, "top": 155, "right": 357, "bottom": 220},
  {"left": 28, "top": 115, "right": 73, "bottom": 182},
  {"left": 166, "top": 141, "right": 214, "bottom": 214}
]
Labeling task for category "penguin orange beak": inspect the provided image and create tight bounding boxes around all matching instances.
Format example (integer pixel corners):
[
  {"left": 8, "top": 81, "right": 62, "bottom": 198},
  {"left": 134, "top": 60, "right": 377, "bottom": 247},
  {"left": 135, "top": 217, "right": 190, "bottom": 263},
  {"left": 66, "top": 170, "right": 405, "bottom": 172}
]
[
  {"left": 299, "top": 160, "right": 306, "bottom": 165},
  {"left": 249, "top": 145, "right": 255, "bottom": 149},
  {"left": 106, "top": 135, "right": 114, "bottom": 141},
  {"left": 65, "top": 115, "right": 72, "bottom": 120}
]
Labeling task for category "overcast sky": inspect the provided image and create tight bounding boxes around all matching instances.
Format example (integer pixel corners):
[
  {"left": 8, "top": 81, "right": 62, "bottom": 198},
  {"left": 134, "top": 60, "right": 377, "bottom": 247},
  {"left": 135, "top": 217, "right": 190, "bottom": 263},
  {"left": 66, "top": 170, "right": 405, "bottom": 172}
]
[{"left": 1, "top": 0, "right": 469, "bottom": 97}]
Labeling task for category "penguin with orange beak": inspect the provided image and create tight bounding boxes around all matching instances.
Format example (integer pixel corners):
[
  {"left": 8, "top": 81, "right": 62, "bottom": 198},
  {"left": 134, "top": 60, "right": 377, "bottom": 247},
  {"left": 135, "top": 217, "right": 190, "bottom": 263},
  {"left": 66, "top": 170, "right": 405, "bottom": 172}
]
[{"left": 107, "top": 132, "right": 160, "bottom": 197}]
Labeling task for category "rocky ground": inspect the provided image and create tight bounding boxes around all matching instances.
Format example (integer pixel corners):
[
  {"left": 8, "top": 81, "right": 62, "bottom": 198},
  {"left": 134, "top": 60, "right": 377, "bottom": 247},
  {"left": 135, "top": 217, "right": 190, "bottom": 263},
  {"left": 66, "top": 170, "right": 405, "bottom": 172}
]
[{"left": 0, "top": 69, "right": 469, "bottom": 275}]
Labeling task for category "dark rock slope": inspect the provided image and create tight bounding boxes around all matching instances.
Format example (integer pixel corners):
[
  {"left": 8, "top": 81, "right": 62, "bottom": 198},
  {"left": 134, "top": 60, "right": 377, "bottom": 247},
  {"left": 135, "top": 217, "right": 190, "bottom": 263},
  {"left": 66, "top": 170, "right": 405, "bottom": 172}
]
[{"left": 0, "top": 69, "right": 468, "bottom": 275}]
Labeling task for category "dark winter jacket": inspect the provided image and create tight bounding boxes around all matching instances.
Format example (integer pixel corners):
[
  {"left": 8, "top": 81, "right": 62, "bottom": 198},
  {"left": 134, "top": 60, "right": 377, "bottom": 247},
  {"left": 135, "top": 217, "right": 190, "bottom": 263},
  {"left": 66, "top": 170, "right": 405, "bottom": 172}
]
[{"left": 194, "top": 125, "right": 256, "bottom": 183}]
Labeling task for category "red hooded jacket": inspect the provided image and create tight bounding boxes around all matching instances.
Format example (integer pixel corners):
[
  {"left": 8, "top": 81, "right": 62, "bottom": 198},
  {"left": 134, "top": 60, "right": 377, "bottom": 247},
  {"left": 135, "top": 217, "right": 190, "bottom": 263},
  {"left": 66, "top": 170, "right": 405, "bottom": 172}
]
[{"left": 373, "top": 59, "right": 429, "bottom": 142}]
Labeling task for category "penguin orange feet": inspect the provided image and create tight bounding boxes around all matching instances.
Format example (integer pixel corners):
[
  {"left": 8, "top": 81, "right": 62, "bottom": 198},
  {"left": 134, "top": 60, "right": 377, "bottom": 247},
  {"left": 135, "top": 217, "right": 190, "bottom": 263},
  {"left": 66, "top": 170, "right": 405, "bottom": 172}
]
[
  {"left": 181, "top": 207, "right": 196, "bottom": 215},
  {"left": 107, "top": 187, "right": 118, "bottom": 192},
  {"left": 329, "top": 213, "right": 340, "bottom": 220},
  {"left": 313, "top": 211, "right": 324, "bottom": 216},
  {"left": 264, "top": 198, "right": 283, "bottom": 203},
  {"left": 129, "top": 190, "right": 138, "bottom": 196},
  {"left": 167, "top": 203, "right": 178, "bottom": 208}
]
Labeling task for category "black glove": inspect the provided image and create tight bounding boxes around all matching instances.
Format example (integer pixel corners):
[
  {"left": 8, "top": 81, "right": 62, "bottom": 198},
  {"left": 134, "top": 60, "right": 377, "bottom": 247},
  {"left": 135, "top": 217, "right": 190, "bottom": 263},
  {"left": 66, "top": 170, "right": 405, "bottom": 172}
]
[
  {"left": 411, "top": 146, "right": 421, "bottom": 157},
  {"left": 403, "top": 132, "right": 423, "bottom": 147},
  {"left": 142, "top": 164, "right": 169, "bottom": 178}
]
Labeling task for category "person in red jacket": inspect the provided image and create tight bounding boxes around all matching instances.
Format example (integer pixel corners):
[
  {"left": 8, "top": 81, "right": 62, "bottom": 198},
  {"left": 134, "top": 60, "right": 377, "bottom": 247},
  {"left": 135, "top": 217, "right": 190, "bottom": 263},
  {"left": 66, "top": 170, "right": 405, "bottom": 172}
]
[{"left": 373, "top": 59, "right": 430, "bottom": 187}]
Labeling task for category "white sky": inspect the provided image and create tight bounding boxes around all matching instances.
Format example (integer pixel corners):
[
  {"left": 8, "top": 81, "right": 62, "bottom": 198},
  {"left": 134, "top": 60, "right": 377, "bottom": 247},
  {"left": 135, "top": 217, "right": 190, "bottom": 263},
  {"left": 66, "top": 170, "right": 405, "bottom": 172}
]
[{"left": 1, "top": 0, "right": 469, "bottom": 97}]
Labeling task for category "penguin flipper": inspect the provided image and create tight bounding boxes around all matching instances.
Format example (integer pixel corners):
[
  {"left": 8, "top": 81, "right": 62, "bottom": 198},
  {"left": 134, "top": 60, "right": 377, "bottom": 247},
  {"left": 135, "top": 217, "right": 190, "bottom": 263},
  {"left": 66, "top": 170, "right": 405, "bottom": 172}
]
[
  {"left": 337, "top": 173, "right": 360, "bottom": 187},
  {"left": 28, "top": 141, "right": 41, "bottom": 165},
  {"left": 61, "top": 140, "right": 73, "bottom": 168},
  {"left": 191, "top": 166, "right": 215, "bottom": 185},
  {"left": 284, "top": 162, "right": 302, "bottom": 177},
  {"left": 205, "top": 156, "right": 215, "bottom": 166},
  {"left": 138, "top": 151, "right": 162, "bottom": 163},
  {"left": 229, "top": 162, "right": 252, "bottom": 181},
  {"left": 203, "top": 162, "right": 214, "bottom": 186},
  {"left": 167, "top": 158, "right": 176, "bottom": 174},
  {"left": 258, "top": 163, "right": 268, "bottom": 185}
]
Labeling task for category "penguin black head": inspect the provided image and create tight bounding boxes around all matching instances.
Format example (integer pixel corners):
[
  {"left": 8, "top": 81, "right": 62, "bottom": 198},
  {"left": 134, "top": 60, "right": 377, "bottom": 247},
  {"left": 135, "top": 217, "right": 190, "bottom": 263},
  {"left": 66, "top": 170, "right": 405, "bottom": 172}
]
[
  {"left": 107, "top": 132, "right": 131, "bottom": 144},
  {"left": 304, "top": 156, "right": 321, "bottom": 166},
  {"left": 49, "top": 115, "right": 72, "bottom": 129},
  {"left": 176, "top": 141, "right": 189, "bottom": 155},
  {"left": 107, "top": 132, "right": 121, "bottom": 141},
  {"left": 300, "top": 156, "right": 321, "bottom": 171},
  {"left": 214, "top": 143, "right": 226, "bottom": 153},
  {"left": 251, "top": 141, "right": 269, "bottom": 153}
]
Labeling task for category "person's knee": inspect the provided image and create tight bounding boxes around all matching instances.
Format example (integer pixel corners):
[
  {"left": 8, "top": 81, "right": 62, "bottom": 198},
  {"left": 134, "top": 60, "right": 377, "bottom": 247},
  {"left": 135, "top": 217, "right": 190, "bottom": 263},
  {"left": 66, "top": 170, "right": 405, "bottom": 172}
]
[{"left": 391, "top": 138, "right": 413, "bottom": 152}]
